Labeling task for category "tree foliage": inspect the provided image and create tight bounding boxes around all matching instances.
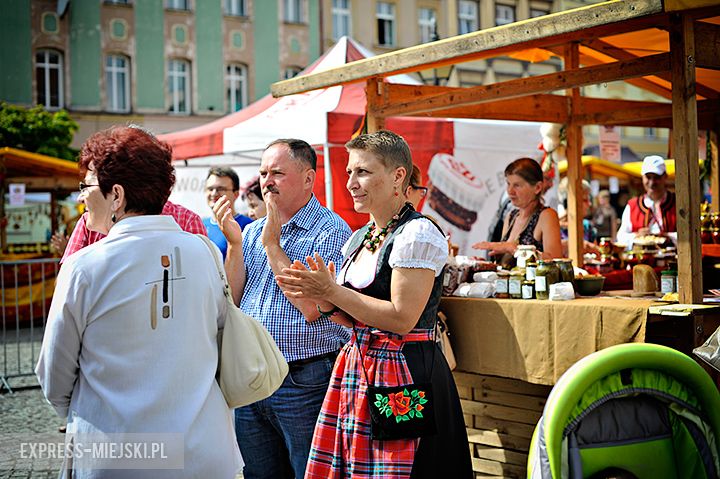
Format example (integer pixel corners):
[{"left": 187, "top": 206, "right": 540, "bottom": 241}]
[{"left": 0, "top": 102, "right": 79, "bottom": 161}]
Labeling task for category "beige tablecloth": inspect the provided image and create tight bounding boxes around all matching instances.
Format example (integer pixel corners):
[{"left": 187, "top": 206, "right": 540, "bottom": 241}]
[{"left": 440, "top": 296, "right": 657, "bottom": 385}]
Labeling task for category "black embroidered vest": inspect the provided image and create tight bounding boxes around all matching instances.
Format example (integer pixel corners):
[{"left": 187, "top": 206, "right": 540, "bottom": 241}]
[{"left": 341, "top": 208, "right": 445, "bottom": 330}]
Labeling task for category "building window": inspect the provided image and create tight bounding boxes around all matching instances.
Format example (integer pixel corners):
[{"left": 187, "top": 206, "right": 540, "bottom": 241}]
[
  {"left": 283, "top": 66, "right": 303, "bottom": 79},
  {"left": 226, "top": 64, "right": 247, "bottom": 113},
  {"left": 418, "top": 8, "right": 436, "bottom": 44},
  {"left": 168, "top": 59, "right": 190, "bottom": 114},
  {"left": 458, "top": 0, "right": 478, "bottom": 34},
  {"left": 105, "top": 0, "right": 130, "bottom": 4},
  {"left": 645, "top": 127, "right": 657, "bottom": 139},
  {"left": 225, "top": 0, "right": 246, "bottom": 16},
  {"left": 105, "top": 55, "right": 130, "bottom": 113},
  {"left": 495, "top": 4, "right": 515, "bottom": 25},
  {"left": 530, "top": 7, "right": 549, "bottom": 17},
  {"left": 284, "top": 0, "right": 303, "bottom": 23},
  {"left": 35, "top": 50, "right": 64, "bottom": 110},
  {"left": 332, "top": 0, "right": 351, "bottom": 40},
  {"left": 41, "top": 12, "right": 59, "bottom": 34},
  {"left": 166, "top": 0, "right": 189, "bottom": 11},
  {"left": 376, "top": 2, "right": 395, "bottom": 47}
]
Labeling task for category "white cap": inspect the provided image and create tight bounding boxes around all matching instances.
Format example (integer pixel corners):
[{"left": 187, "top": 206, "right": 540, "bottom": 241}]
[{"left": 641, "top": 155, "right": 666, "bottom": 176}]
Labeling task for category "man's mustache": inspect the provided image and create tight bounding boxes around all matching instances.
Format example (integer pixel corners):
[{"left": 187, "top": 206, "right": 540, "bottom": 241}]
[{"left": 264, "top": 185, "right": 278, "bottom": 195}]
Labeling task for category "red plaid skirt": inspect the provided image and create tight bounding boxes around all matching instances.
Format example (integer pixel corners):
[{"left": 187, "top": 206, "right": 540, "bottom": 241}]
[{"left": 304, "top": 327, "right": 434, "bottom": 479}]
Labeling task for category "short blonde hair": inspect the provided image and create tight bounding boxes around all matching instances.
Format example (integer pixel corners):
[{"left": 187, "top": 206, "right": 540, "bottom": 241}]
[{"left": 345, "top": 130, "right": 413, "bottom": 189}]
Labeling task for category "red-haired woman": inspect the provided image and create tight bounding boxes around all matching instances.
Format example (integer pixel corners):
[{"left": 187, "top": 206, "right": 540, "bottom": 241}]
[{"left": 36, "top": 126, "right": 241, "bottom": 478}]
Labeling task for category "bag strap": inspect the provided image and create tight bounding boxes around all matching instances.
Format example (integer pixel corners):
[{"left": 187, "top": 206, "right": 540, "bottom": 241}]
[{"left": 196, "top": 234, "right": 234, "bottom": 303}]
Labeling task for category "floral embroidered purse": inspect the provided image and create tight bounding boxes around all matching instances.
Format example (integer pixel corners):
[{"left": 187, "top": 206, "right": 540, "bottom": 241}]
[
  {"left": 353, "top": 325, "right": 438, "bottom": 441},
  {"left": 366, "top": 382, "right": 437, "bottom": 440}
]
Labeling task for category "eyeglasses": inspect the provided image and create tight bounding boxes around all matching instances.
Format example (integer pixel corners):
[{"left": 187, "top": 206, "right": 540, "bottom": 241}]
[
  {"left": 411, "top": 185, "right": 429, "bottom": 198},
  {"left": 79, "top": 182, "right": 100, "bottom": 192}
]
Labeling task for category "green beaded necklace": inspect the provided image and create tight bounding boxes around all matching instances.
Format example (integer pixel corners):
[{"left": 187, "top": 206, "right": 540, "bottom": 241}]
[{"left": 363, "top": 202, "right": 413, "bottom": 253}]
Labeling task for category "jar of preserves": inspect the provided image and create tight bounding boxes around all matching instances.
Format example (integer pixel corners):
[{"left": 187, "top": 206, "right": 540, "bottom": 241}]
[
  {"left": 555, "top": 259, "right": 575, "bottom": 285},
  {"left": 521, "top": 280, "right": 535, "bottom": 299},
  {"left": 535, "top": 260, "right": 559, "bottom": 300},
  {"left": 598, "top": 237, "right": 613, "bottom": 256},
  {"left": 525, "top": 261, "right": 537, "bottom": 281},
  {"left": 494, "top": 271, "right": 510, "bottom": 299},
  {"left": 509, "top": 272, "right": 524, "bottom": 299},
  {"left": 514, "top": 245, "right": 538, "bottom": 268},
  {"left": 660, "top": 269, "right": 677, "bottom": 294}
]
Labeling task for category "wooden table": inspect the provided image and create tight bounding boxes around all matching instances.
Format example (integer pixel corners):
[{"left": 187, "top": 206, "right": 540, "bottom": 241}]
[{"left": 439, "top": 296, "right": 720, "bottom": 478}]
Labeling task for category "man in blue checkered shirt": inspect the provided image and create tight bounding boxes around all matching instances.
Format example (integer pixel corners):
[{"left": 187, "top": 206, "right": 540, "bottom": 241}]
[{"left": 213, "top": 138, "right": 351, "bottom": 479}]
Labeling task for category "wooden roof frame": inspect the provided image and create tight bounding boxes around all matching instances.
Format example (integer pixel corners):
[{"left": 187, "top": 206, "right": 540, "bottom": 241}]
[{"left": 271, "top": 0, "right": 720, "bottom": 303}]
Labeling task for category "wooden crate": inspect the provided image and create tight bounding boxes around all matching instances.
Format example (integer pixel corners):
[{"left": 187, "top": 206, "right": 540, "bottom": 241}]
[{"left": 454, "top": 371, "right": 553, "bottom": 479}]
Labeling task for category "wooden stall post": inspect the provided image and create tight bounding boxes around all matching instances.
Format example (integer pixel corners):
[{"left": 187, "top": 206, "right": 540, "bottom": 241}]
[
  {"left": 671, "top": 14, "right": 702, "bottom": 303},
  {"left": 565, "top": 43, "right": 584, "bottom": 266},
  {"left": 366, "top": 77, "right": 386, "bottom": 133},
  {"left": 711, "top": 124, "right": 719, "bottom": 213}
]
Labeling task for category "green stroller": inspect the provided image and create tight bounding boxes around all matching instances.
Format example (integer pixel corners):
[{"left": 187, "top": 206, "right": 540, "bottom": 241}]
[{"left": 527, "top": 343, "right": 720, "bottom": 478}]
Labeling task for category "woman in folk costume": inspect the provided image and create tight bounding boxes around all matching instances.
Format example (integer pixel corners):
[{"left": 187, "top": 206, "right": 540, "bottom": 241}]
[
  {"left": 276, "top": 130, "right": 472, "bottom": 478},
  {"left": 36, "top": 126, "right": 241, "bottom": 478}
]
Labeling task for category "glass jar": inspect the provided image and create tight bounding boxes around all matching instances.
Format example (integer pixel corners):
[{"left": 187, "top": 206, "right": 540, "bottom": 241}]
[
  {"left": 660, "top": 270, "right": 677, "bottom": 294},
  {"left": 535, "top": 260, "right": 559, "bottom": 300},
  {"left": 509, "top": 272, "right": 524, "bottom": 299},
  {"left": 525, "top": 261, "right": 537, "bottom": 281},
  {"left": 598, "top": 237, "right": 613, "bottom": 256},
  {"left": 494, "top": 271, "right": 510, "bottom": 299},
  {"left": 555, "top": 259, "right": 575, "bottom": 285},
  {"left": 713, "top": 228, "right": 720, "bottom": 245},
  {"left": 514, "top": 245, "right": 538, "bottom": 268},
  {"left": 521, "top": 280, "right": 535, "bottom": 299}
]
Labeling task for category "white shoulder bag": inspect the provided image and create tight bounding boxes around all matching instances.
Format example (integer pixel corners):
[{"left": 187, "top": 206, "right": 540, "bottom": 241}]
[{"left": 197, "top": 234, "right": 289, "bottom": 408}]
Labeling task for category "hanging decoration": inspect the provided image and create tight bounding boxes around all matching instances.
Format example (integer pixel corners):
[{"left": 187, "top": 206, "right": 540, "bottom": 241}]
[{"left": 538, "top": 123, "right": 567, "bottom": 180}]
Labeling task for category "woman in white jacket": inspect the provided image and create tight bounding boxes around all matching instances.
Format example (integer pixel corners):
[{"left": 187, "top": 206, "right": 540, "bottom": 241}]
[{"left": 36, "top": 125, "right": 241, "bottom": 478}]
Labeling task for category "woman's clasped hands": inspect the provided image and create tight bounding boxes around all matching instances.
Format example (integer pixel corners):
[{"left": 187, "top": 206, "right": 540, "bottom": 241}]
[{"left": 276, "top": 253, "right": 351, "bottom": 327}]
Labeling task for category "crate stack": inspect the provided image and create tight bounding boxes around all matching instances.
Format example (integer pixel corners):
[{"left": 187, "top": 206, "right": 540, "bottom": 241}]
[{"left": 454, "top": 371, "right": 552, "bottom": 478}]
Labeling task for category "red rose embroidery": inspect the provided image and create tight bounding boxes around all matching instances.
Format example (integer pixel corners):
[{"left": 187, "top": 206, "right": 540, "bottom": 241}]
[
  {"left": 415, "top": 404, "right": 424, "bottom": 412},
  {"left": 389, "top": 391, "right": 411, "bottom": 416},
  {"left": 418, "top": 391, "right": 425, "bottom": 398}
]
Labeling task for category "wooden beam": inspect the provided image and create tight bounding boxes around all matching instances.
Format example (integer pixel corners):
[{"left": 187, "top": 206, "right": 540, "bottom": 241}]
[
  {"left": 7, "top": 176, "right": 78, "bottom": 191},
  {"left": 583, "top": 37, "right": 719, "bottom": 98},
  {"left": 271, "top": 1, "right": 664, "bottom": 97},
  {"left": 366, "top": 77, "right": 386, "bottom": 133},
  {"left": 671, "top": 14, "right": 702, "bottom": 304},
  {"left": 565, "top": 43, "right": 584, "bottom": 268},
  {"left": 377, "top": 53, "right": 670, "bottom": 117},
  {"left": 544, "top": 44, "right": 675, "bottom": 100},
  {"left": 575, "top": 98, "right": 720, "bottom": 125},
  {"left": 695, "top": 22, "right": 720, "bottom": 70},
  {"left": 711, "top": 122, "right": 720, "bottom": 213},
  {"left": 412, "top": 95, "right": 569, "bottom": 123}
]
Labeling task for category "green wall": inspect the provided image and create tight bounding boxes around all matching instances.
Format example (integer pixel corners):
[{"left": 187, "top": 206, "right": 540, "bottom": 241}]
[
  {"left": 0, "top": 0, "right": 32, "bottom": 104},
  {"left": 253, "top": 1, "right": 280, "bottom": 98},
  {"left": 69, "top": 0, "right": 101, "bottom": 108},
  {"left": 195, "top": 2, "right": 224, "bottom": 113},
  {"left": 134, "top": 1, "right": 165, "bottom": 111},
  {"left": 308, "top": 0, "right": 320, "bottom": 63}
]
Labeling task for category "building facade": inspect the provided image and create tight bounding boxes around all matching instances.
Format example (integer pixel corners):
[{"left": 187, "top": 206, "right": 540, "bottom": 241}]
[{"left": 0, "top": 0, "right": 667, "bottom": 157}]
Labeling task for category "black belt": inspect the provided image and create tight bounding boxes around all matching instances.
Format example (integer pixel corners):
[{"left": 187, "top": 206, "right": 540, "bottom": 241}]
[{"left": 288, "top": 350, "right": 339, "bottom": 368}]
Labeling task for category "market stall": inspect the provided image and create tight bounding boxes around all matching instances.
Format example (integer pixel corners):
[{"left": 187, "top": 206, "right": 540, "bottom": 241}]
[
  {"left": 272, "top": 1, "right": 720, "bottom": 476},
  {"left": 0, "top": 147, "right": 78, "bottom": 256}
]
